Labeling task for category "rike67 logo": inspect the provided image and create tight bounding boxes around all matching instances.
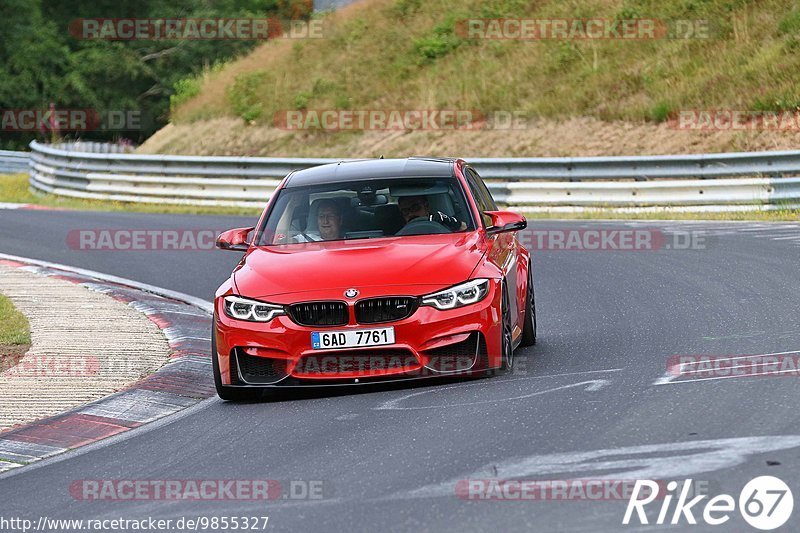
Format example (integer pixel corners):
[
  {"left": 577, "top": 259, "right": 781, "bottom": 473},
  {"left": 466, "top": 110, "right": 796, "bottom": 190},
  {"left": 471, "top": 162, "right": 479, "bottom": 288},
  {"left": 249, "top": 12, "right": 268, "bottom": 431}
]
[{"left": 623, "top": 476, "right": 793, "bottom": 530}]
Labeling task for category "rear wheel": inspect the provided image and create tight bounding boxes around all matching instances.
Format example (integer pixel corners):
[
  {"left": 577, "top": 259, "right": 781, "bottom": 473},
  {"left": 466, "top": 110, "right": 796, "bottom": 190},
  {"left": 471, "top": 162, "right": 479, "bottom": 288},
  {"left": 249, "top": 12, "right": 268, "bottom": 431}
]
[
  {"left": 212, "top": 326, "right": 261, "bottom": 402},
  {"left": 521, "top": 262, "right": 537, "bottom": 347},
  {"left": 500, "top": 283, "right": 514, "bottom": 372}
]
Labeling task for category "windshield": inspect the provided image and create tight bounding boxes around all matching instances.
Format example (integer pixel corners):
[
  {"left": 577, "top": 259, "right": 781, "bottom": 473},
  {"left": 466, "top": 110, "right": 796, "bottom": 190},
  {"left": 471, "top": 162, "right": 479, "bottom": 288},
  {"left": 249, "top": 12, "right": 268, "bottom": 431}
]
[{"left": 256, "top": 177, "right": 475, "bottom": 246}]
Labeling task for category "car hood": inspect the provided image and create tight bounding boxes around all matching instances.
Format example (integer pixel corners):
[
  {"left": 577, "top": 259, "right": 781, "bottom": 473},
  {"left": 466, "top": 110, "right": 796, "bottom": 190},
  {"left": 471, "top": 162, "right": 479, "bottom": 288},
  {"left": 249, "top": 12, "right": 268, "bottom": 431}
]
[{"left": 233, "top": 233, "right": 487, "bottom": 300}]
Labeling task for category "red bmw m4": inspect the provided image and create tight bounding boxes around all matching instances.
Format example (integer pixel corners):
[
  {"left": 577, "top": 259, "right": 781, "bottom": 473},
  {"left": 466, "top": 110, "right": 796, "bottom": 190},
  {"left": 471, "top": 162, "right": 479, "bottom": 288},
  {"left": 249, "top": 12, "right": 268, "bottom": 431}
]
[{"left": 212, "top": 157, "right": 536, "bottom": 400}]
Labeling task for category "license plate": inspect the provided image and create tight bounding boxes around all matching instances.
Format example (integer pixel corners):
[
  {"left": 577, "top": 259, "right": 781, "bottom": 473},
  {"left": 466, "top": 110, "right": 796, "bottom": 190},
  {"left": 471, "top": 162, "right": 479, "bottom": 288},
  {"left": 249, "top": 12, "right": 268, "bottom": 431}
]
[{"left": 311, "top": 327, "right": 395, "bottom": 350}]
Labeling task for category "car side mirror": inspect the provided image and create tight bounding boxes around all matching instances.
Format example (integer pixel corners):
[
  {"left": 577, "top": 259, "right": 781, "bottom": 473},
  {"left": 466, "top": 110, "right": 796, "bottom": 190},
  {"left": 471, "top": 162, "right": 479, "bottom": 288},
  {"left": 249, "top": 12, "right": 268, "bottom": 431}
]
[
  {"left": 484, "top": 211, "right": 527, "bottom": 235},
  {"left": 216, "top": 227, "right": 254, "bottom": 252}
]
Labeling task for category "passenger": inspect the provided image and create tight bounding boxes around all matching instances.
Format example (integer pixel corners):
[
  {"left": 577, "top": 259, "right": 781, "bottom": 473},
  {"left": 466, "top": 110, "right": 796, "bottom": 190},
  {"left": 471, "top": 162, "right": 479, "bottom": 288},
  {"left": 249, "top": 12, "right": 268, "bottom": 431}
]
[{"left": 397, "top": 195, "right": 464, "bottom": 231}]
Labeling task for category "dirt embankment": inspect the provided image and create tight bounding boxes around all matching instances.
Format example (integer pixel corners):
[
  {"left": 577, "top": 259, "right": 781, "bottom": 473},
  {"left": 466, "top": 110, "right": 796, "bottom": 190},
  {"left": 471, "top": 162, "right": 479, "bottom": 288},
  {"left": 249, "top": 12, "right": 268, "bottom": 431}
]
[{"left": 138, "top": 116, "right": 800, "bottom": 158}]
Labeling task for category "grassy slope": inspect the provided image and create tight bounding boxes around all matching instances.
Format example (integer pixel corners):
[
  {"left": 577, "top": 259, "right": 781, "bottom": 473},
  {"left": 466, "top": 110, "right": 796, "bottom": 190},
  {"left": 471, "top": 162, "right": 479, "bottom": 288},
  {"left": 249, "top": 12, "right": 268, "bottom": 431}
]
[
  {"left": 177, "top": 0, "right": 800, "bottom": 122},
  {"left": 0, "top": 293, "right": 30, "bottom": 347},
  {"left": 140, "top": 0, "right": 800, "bottom": 158}
]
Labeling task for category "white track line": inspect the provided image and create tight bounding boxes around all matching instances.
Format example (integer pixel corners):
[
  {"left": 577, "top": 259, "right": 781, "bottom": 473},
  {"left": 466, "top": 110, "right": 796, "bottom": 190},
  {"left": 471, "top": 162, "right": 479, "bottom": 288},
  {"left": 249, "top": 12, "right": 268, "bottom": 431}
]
[
  {"left": 655, "top": 369, "right": 800, "bottom": 384},
  {"left": 678, "top": 350, "right": 800, "bottom": 366},
  {"left": 0, "top": 252, "right": 212, "bottom": 313},
  {"left": 375, "top": 371, "right": 619, "bottom": 411}
]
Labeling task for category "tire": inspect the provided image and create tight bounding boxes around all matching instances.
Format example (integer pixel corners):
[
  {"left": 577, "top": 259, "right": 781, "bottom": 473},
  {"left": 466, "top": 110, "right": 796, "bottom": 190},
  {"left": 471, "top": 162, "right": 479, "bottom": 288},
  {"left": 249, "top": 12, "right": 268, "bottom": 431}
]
[
  {"left": 212, "top": 325, "right": 261, "bottom": 402},
  {"left": 521, "top": 261, "right": 537, "bottom": 347},
  {"left": 500, "top": 282, "right": 515, "bottom": 373}
]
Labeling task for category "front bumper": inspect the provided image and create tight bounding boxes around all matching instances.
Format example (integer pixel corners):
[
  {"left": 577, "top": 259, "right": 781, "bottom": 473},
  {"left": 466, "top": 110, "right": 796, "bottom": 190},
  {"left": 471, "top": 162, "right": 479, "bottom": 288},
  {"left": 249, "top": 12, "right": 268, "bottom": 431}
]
[{"left": 213, "top": 282, "right": 503, "bottom": 386}]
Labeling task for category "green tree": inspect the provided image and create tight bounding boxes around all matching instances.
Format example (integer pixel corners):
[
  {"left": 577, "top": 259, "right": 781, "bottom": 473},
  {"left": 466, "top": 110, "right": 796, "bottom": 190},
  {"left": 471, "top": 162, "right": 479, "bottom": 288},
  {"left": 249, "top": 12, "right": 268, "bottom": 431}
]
[{"left": 0, "top": 0, "right": 312, "bottom": 149}]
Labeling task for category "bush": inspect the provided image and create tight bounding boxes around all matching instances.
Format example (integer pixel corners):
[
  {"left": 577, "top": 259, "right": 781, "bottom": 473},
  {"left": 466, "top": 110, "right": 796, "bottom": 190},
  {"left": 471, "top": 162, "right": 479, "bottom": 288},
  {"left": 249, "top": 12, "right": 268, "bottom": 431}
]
[
  {"left": 413, "top": 16, "right": 466, "bottom": 63},
  {"left": 650, "top": 101, "right": 673, "bottom": 123},
  {"left": 778, "top": 11, "right": 800, "bottom": 35},
  {"left": 170, "top": 78, "right": 201, "bottom": 112},
  {"left": 227, "top": 71, "right": 270, "bottom": 122},
  {"left": 294, "top": 91, "right": 311, "bottom": 110},
  {"left": 393, "top": 0, "right": 422, "bottom": 18}
]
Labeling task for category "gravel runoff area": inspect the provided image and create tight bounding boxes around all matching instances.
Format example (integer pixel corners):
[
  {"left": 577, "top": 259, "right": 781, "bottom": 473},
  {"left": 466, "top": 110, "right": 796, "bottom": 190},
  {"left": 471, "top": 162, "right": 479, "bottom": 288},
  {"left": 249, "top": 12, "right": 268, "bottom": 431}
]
[{"left": 0, "top": 264, "right": 171, "bottom": 430}]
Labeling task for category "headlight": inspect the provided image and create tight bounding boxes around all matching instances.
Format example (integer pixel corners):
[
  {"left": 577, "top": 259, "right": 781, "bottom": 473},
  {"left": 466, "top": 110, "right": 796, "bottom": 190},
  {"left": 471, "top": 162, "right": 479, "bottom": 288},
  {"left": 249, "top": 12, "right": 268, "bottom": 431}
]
[
  {"left": 223, "top": 295, "right": 285, "bottom": 322},
  {"left": 421, "top": 279, "right": 490, "bottom": 310}
]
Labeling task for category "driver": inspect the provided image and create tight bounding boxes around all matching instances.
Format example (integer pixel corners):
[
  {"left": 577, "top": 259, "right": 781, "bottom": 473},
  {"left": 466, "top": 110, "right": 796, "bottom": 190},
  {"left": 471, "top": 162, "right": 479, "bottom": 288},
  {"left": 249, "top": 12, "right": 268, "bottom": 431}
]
[
  {"left": 398, "top": 195, "right": 464, "bottom": 231},
  {"left": 294, "top": 199, "right": 343, "bottom": 242}
]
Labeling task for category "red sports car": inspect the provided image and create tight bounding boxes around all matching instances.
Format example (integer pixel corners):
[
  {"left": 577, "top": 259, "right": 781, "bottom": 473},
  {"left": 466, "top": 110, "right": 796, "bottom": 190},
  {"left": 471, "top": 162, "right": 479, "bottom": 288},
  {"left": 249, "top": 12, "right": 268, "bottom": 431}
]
[{"left": 212, "top": 157, "right": 535, "bottom": 400}]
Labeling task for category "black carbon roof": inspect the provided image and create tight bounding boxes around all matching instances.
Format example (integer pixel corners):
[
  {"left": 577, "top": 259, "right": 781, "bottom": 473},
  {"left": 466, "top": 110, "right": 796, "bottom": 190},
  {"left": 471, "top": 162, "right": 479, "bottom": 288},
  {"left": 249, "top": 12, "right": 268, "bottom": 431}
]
[{"left": 284, "top": 157, "right": 456, "bottom": 188}]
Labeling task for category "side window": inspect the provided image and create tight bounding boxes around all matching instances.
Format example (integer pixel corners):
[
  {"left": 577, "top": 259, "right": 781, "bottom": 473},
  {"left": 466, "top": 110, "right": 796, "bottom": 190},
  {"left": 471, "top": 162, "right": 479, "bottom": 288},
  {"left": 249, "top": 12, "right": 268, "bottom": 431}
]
[
  {"left": 468, "top": 168, "right": 498, "bottom": 210},
  {"left": 464, "top": 168, "right": 493, "bottom": 227}
]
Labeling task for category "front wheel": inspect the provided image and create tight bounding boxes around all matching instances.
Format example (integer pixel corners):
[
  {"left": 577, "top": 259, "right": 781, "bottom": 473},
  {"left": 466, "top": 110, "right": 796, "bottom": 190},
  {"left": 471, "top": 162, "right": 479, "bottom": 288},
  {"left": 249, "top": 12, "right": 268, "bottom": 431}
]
[
  {"left": 521, "top": 262, "right": 537, "bottom": 347},
  {"left": 500, "top": 283, "right": 515, "bottom": 372}
]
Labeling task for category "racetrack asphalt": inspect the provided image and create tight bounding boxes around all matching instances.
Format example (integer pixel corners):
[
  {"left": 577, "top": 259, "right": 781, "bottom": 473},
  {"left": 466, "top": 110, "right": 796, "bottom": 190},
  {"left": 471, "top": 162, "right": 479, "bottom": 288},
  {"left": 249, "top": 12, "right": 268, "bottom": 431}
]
[{"left": 1, "top": 208, "right": 799, "bottom": 532}]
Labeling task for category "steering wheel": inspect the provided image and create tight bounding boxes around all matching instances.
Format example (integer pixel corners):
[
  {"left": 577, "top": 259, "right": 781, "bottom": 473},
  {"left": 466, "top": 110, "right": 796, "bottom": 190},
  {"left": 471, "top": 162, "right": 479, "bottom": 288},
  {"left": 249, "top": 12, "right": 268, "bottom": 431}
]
[
  {"left": 394, "top": 216, "right": 451, "bottom": 236},
  {"left": 289, "top": 217, "right": 316, "bottom": 243}
]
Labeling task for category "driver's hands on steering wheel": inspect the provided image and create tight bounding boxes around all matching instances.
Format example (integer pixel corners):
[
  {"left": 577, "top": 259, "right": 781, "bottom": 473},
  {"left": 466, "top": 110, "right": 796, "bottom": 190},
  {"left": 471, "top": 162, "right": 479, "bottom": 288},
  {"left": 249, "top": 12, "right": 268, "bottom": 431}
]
[{"left": 428, "top": 210, "right": 461, "bottom": 231}]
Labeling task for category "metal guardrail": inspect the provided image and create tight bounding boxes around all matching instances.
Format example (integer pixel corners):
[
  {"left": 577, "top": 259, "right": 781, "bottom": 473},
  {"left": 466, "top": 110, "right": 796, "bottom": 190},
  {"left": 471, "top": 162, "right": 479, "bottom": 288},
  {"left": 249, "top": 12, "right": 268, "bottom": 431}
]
[
  {"left": 0, "top": 150, "right": 30, "bottom": 175},
  {"left": 28, "top": 141, "right": 800, "bottom": 211}
]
